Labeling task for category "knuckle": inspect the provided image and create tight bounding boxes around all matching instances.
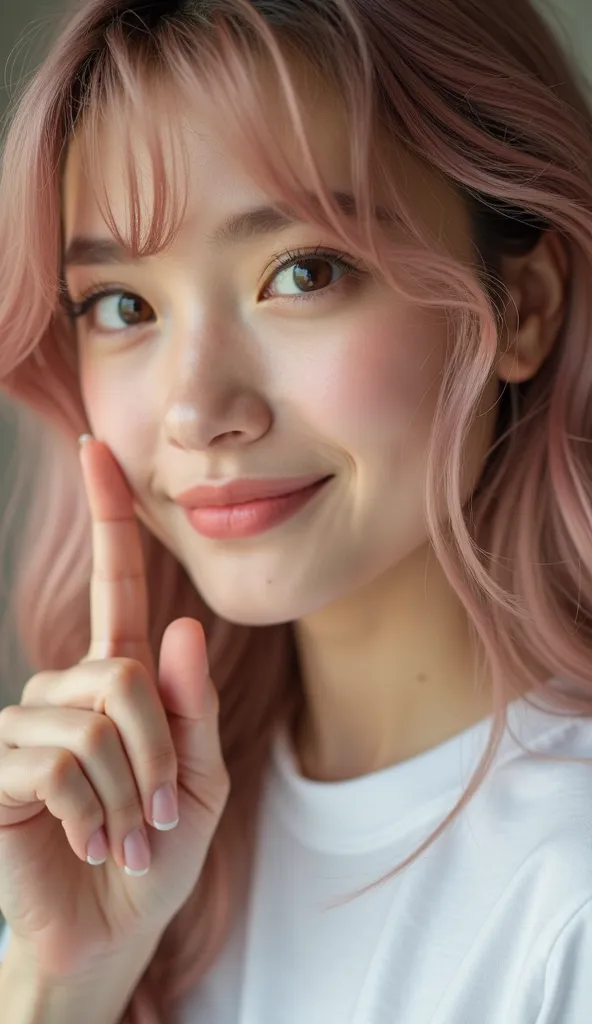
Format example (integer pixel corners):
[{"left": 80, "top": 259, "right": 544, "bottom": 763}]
[
  {"left": 20, "top": 671, "right": 51, "bottom": 704},
  {"left": 108, "top": 659, "right": 150, "bottom": 699},
  {"left": 48, "top": 748, "right": 80, "bottom": 790},
  {"left": 76, "top": 793, "right": 103, "bottom": 827},
  {"left": 111, "top": 794, "right": 143, "bottom": 821},
  {"left": 210, "top": 763, "right": 231, "bottom": 798},
  {"left": 141, "top": 746, "right": 177, "bottom": 778},
  {"left": 0, "top": 704, "right": 21, "bottom": 733},
  {"left": 208, "top": 769, "right": 231, "bottom": 815},
  {"left": 78, "top": 714, "right": 115, "bottom": 757}
]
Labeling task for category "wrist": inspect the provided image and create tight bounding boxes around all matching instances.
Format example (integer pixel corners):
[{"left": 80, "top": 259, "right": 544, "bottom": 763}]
[{"left": 0, "top": 931, "right": 160, "bottom": 1024}]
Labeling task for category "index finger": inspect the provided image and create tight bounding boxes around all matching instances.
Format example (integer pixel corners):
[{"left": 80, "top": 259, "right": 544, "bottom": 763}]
[{"left": 79, "top": 436, "right": 154, "bottom": 677}]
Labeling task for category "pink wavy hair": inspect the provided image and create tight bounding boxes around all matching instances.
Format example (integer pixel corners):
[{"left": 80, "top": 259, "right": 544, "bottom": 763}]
[{"left": 2, "top": 0, "right": 592, "bottom": 1019}]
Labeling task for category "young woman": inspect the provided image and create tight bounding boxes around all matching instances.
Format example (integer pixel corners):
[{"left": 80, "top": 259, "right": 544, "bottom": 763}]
[{"left": 0, "top": 0, "right": 591, "bottom": 1020}]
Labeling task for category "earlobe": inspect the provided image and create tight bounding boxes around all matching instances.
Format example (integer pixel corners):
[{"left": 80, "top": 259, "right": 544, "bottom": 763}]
[{"left": 495, "top": 231, "right": 569, "bottom": 385}]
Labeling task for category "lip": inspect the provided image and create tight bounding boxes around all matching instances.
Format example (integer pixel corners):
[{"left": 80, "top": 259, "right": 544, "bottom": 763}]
[
  {"left": 174, "top": 474, "right": 330, "bottom": 508},
  {"left": 176, "top": 474, "right": 334, "bottom": 540}
]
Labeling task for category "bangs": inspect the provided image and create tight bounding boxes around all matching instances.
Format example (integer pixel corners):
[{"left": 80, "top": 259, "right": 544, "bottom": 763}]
[{"left": 70, "top": 4, "right": 394, "bottom": 272}]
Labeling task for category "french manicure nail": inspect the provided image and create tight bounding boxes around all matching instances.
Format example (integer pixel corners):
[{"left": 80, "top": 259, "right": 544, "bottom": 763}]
[
  {"left": 123, "top": 827, "right": 151, "bottom": 876},
  {"left": 152, "top": 783, "right": 179, "bottom": 831},
  {"left": 87, "top": 827, "right": 109, "bottom": 865}
]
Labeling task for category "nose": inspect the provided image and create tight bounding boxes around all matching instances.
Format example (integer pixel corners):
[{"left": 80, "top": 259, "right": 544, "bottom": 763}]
[{"left": 162, "top": 327, "right": 272, "bottom": 451}]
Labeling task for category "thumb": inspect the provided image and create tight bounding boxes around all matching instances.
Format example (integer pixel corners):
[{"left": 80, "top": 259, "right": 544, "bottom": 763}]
[{"left": 157, "top": 617, "right": 225, "bottom": 791}]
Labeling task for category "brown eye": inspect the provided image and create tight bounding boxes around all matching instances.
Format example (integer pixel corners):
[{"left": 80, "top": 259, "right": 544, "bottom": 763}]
[
  {"left": 291, "top": 259, "right": 335, "bottom": 292},
  {"left": 267, "top": 255, "right": 349, "bottom": 298},
  {"left": 114, "top": 294, "right": 154, "bottom": 326},
  {"left": 75, "top": 290, "right": 156, "bottom": 333}
]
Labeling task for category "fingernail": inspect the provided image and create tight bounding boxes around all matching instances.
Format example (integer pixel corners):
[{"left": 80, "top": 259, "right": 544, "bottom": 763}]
[
  {"left": 151, "top": 783, "right": 179, "bottom": 831},
  {"left": 87, "top": 827, "right": 109, "bottom": 865},
  {"left": 123, "top": 827, "right": 151, "bottom": 875},
  {"left": 78, "top": 433, "right": 94, "bottom": 447}
]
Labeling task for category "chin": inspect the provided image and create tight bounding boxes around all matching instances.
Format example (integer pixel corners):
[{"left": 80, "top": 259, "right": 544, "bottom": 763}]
[
  {"left": 194, "top": 593, "right": 294, "bottom": 627},
  {"left": 214, "top": 606, "right": 295, "bottom": 627},
  {"left": 186, "top": 569, "right": 339, "bottom": 628}
]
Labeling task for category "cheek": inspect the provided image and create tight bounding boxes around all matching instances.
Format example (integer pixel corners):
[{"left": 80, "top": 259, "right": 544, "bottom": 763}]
[
  {"left": 79, "top": 360, "right": 157, "bottom": 468},
  {"left": 290, "top": 308, "right": 448, "bottom": 446}
]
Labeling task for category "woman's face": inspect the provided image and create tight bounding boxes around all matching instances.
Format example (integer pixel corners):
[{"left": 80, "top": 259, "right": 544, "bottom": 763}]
[{"left": 62, "top": 82, "right": 499, "bottom": 626}]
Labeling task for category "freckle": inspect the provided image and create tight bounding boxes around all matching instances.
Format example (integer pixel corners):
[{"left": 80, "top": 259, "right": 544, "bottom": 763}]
[{"left": 417, "top": 672, "right": 428, "bottom": 683}]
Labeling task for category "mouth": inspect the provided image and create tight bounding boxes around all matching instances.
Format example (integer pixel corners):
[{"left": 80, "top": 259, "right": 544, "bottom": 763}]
[
  {"left": 178, "top": 474, "right": 334, "bottom": 540},
  {"left": 174, "top": 473, "right": 332, "bottom": 508}
]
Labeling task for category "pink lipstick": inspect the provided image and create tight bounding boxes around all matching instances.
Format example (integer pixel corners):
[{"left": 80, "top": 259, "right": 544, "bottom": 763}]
[{"left": 175, "top": 475, "right": 333, "bottom": 540}]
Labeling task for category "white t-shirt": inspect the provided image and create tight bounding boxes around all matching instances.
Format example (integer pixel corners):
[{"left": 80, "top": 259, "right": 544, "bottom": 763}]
[{"left": 2, "top": 690, "right": 592, "bottom": 1023}]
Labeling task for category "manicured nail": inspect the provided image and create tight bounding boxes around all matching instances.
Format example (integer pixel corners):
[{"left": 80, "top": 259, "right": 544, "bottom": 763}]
[
  {"left": 87, "top": 827, "right": 109, "bottom": 865},
  {"left": 123, "top": 827, "right": 151, "bottom": 876},
  {"left": 151, "top": 783, "right": 179, "bottom": 831},
  {"left": 78, "top": 433, "right": 94, "bottom": 447}
]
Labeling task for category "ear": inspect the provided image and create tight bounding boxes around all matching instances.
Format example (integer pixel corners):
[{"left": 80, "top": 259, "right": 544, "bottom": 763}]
[{"left": 496, "top": 230, "right": 570, "bottom": 384}]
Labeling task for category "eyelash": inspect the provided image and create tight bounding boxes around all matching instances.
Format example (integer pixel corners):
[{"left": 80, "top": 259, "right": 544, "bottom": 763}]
[{"left": 61, "top": 247, "right": 367, "bottom": 332}]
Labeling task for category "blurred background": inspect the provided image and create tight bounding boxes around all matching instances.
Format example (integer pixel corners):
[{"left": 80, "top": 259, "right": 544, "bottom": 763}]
[{"left": 0, "top": 0, "right": 591, "bottom": 693}]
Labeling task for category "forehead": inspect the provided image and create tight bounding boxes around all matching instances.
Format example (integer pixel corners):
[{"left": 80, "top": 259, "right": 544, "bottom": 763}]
[
  {"left": 62, "top": 70, "right": 471, "bottom": 255},
  {"left": 62, "top": 69, "right": 349, "bottom": 237}
]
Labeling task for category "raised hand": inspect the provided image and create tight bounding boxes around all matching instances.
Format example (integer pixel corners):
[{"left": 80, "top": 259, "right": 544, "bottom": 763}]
[{"left": 0, "top": 438, "right": 230, "bottom": 980}]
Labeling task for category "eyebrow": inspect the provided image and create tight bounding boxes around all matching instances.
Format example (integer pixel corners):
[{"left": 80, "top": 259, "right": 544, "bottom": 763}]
[{"left": 63, "top": 190, "right": 390, "bottom": 267}]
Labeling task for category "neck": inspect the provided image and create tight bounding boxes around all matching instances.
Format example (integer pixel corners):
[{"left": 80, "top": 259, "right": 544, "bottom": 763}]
[{"left": 292, "top": 543, "right": 495, "bottom": 782}]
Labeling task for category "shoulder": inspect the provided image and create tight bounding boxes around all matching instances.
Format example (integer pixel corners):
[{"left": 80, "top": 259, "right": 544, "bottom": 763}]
[
  {"left": 440, "top": 708, "right": 592, "bottom": 1022},
  {"left": 490, "top": 705, "right": 592, "bottom": 838},
  {"left": 478, "top": 706, "right": 592, "bottom": 910}
]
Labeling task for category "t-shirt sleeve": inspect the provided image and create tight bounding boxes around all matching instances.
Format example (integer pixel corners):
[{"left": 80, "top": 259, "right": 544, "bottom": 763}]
[{"left": 535, "top": 899, "right": 592, "bottom": 1022}]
